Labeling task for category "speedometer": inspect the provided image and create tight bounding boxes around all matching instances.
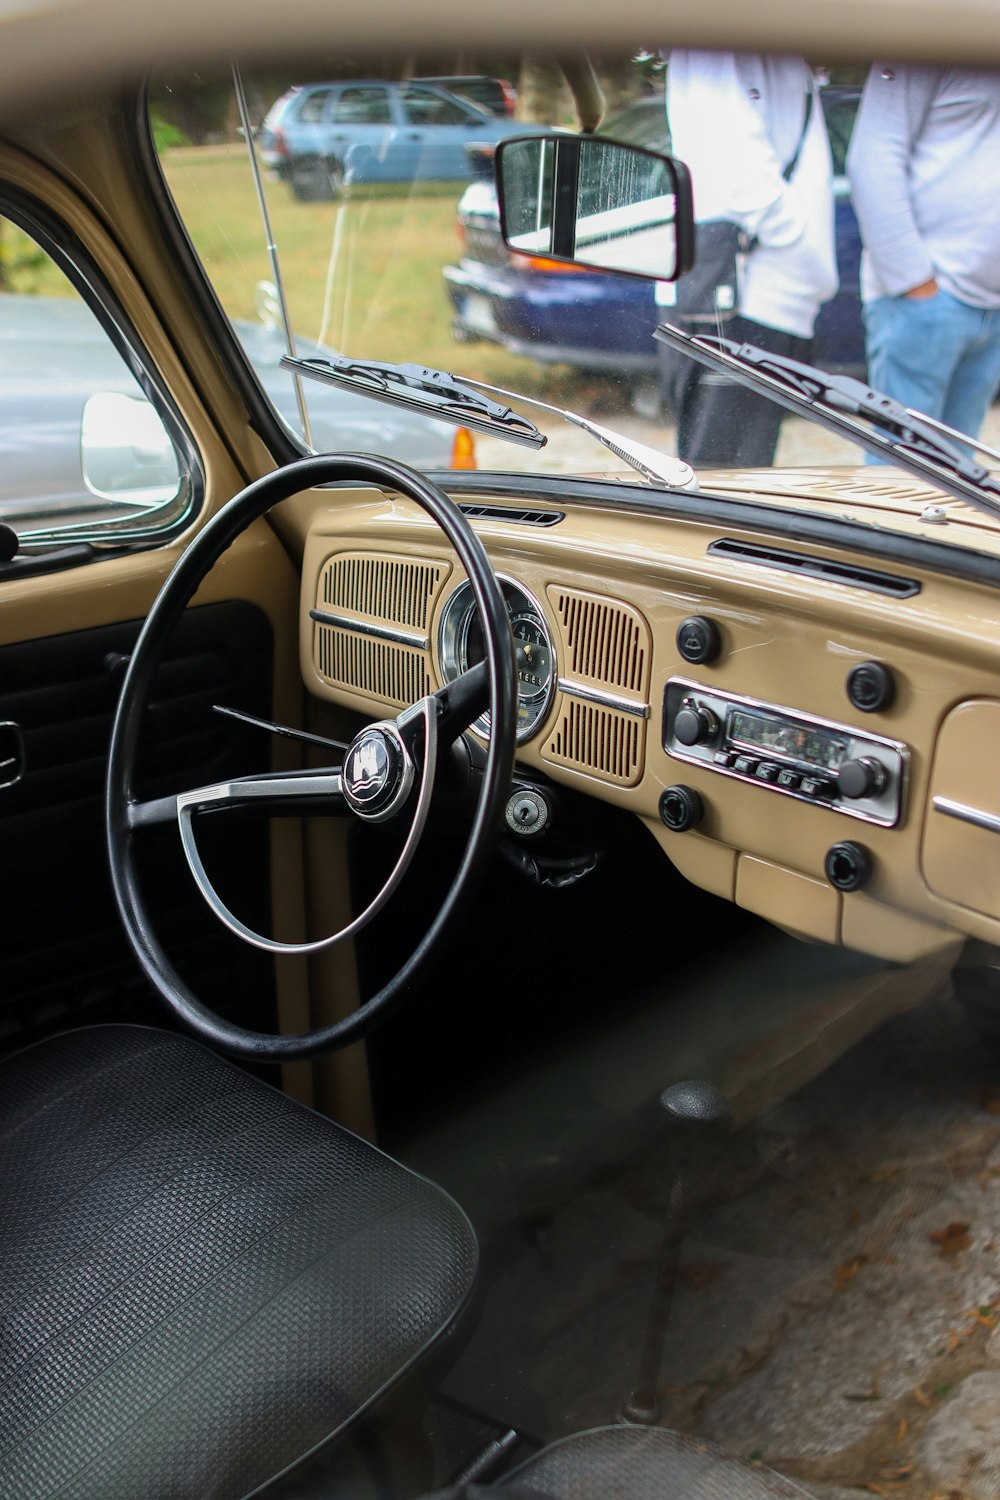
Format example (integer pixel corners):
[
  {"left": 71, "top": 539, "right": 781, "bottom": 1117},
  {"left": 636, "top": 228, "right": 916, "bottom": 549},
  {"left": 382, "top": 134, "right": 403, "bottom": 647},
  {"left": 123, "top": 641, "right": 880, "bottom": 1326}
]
[{"left": 437, "top": 578, "right": 556, "bottom": 743}]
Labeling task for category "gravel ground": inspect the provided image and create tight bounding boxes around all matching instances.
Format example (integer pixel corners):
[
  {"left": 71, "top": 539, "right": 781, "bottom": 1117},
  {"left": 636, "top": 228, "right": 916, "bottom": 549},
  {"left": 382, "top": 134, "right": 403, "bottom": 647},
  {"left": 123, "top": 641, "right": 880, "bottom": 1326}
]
[
  {"left": 473, "top": 397, "right": 1000, "bottom": 477},
  {"left": 435, "top": 980, "right": 1000, "bottom": 1499},
  {"left": 630, "top": 984, "right": 1000, "bottom": 1498}
]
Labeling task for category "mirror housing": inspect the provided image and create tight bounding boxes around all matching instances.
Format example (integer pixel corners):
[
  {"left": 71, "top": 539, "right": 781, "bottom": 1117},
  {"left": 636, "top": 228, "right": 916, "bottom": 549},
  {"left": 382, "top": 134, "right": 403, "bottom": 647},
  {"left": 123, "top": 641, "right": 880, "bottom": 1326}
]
[
  {"left": 495, "top": 134, "right": 694, "bottom": 282},
  {"left": 80, "top": 392, "right": 181, "bottom": 507}
]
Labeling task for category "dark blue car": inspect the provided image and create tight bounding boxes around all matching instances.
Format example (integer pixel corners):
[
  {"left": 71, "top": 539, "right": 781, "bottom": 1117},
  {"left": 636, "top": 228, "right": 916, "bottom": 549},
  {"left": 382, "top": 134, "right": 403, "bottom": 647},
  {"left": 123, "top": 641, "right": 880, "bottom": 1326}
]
[{"left": 444, "top": 89, "right": 864, "bottom": 387}]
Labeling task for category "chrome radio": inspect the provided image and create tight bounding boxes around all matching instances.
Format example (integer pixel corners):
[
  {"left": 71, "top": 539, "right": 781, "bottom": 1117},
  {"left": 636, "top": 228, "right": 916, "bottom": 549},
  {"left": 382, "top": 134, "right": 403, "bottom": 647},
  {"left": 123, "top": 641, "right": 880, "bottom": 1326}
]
[{"left": 663, "top": 678, "right": 907, "bottom": 827}]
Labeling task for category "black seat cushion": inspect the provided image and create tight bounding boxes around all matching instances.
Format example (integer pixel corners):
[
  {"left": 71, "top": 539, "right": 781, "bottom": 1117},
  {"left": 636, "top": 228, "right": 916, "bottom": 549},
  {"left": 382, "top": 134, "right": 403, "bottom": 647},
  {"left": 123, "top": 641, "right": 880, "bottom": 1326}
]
[
  {"left": 0, "top": 1025, "right": 477, "bottom": 1500},
  {"left": 495, "top": 1426, "right": 815, "bottom": 1498}
]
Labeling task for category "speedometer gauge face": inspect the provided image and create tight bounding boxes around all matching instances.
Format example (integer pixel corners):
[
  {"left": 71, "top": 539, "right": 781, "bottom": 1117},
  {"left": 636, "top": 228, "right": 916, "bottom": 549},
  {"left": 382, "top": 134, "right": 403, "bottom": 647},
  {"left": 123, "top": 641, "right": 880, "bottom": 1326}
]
[{"left": 438, "top": 578, "right": 555, "bottom": 743}]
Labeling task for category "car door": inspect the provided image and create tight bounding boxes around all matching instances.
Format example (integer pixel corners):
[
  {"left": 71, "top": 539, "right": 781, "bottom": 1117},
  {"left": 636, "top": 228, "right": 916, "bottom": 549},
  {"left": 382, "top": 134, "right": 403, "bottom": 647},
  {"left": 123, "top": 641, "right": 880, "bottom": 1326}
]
[
  {"left": 0, "top": 142, "right": 307, "bottom": 1069},
  {"left": 398, "top": 84, "right": 496, "bottom": 179},
  {"left": 326, "top": 83, "right": 401, "bottom": 182}
]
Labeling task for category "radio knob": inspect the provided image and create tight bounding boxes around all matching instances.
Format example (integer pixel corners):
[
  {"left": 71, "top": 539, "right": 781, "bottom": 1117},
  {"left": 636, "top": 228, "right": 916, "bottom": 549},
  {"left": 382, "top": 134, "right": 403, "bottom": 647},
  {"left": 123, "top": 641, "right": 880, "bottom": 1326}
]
[
  {"left": 837, "top": 756, "right": 887, "bottom": 800},
  {"left": 674, "top": 701, "right": 717, "bottom": 747}
]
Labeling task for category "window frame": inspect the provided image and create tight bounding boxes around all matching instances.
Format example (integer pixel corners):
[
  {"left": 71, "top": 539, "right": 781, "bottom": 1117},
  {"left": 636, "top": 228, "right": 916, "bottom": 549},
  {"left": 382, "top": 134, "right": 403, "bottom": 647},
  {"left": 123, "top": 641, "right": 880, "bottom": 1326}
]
[{"left": 0, "top": 184, "right": 204, "bottom": 554}]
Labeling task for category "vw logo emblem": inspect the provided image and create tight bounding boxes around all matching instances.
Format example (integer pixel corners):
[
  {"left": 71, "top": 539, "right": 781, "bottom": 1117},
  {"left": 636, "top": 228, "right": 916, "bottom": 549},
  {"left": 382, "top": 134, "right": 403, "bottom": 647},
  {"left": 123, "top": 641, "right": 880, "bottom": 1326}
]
[
  {"left": 342, "top": 727, "right": 403, "bottom": 817},
  {"left": 345, "top": 731, "right": 390, "bottom": 802}
]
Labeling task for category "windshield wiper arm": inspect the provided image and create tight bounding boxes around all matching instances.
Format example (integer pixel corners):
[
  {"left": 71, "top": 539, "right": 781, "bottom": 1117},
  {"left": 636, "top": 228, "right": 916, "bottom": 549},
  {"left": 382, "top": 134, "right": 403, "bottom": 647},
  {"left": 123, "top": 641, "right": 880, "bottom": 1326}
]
[
  {"left": 710, "top": 342, "right": 990, "bottom": 476},
  {"left": 460, "top": 375, "right": 698, "bottom": 489},
  {"left": 654, "top": 322, "right": 1000, "bottom": 520},
  {"left": 280, "top": 354, "right": 546, "bottom": 449}
]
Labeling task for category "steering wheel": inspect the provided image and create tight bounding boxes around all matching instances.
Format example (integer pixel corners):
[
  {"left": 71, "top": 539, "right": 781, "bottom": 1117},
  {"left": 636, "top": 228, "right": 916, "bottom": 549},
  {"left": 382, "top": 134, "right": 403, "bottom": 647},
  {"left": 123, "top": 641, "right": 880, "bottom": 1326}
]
[{"left": 106, "top": 454, "right": 516, "bottom": 1061}]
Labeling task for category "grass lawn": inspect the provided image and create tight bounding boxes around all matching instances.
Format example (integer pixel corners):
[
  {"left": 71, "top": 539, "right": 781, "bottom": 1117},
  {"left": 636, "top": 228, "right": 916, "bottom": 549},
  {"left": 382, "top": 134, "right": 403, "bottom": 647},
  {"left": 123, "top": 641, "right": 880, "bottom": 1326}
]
[
  {"left": 1, "top": 143, "right": 643, "bottom": 473},
  {"left": 157, "top": 145, "right": 627, "bottom": 411}
]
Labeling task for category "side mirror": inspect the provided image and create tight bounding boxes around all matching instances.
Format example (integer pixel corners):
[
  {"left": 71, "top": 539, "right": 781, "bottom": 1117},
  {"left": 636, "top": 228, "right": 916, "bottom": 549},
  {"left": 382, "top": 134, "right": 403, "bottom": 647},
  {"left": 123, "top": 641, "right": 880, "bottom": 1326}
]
[
  {"left": 495, "top": 134, "right": 694, "bottom": 282},
  {"left": 81, "top": 392, "right": 181, "bottom": 506}
]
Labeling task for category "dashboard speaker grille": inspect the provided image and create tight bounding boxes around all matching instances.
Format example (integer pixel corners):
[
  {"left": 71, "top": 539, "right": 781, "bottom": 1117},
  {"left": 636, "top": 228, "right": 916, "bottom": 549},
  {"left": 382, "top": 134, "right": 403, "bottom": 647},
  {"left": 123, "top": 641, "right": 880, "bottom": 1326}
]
[
  {"left": 549, "top": 588, "right": 651, "bottom": 695},
  {"left": 543, "top": 699, "right": 644, "bottom": 786},
  {"left": 314, "top": 624, "right": 429, "bottom": 707},
  {"left": 311, "top": 551, "right": 447, "bottom": 705},
  {"left": 319, "top": 553, "right": 446, "bottom": 632}
]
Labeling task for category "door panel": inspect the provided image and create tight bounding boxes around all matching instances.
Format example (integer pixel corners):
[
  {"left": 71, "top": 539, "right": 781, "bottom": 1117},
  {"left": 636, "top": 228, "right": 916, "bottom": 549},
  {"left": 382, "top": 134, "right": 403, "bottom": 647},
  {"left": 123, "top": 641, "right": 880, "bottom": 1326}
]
[{"left": 0, "top": 602, "right": 277, "bottom": 1052}]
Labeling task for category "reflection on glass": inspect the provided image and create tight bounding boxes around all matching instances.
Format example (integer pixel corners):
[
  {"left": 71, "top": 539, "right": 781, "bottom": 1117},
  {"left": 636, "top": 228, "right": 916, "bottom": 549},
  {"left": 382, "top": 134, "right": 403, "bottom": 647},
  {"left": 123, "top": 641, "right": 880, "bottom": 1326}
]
[{"left": 499, "top": 137, "right": 678, "bottom": 280}]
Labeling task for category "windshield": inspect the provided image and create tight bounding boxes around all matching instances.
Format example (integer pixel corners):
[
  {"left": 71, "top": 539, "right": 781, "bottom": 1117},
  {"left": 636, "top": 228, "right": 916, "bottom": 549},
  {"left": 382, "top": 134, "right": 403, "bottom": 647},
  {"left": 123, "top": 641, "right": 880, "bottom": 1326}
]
[{"left": 150, "top": 56, "right": 1000, "bottom": 484}]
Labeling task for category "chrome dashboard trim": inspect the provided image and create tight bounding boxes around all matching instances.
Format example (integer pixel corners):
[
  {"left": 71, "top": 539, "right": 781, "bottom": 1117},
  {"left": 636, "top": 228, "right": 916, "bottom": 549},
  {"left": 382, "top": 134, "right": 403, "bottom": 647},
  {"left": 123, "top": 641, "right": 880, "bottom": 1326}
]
[
  {"left": 309, "top": 608, "right": 428, "bottom": 650},
  {"left": 556, "top": 679, "right": 650, "bottom": 717},
  {"left": 933, "top": 796, "right": 1000, "bottom": 836}
]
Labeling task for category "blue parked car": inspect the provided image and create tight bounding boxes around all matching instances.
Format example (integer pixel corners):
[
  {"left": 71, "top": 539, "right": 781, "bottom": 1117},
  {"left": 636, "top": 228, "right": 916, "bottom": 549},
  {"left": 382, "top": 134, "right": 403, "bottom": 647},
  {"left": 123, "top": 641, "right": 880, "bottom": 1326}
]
[
  {"left": 444, "top": 88, "right": 864, "bottom": 386},
  {"left": 260, "top": 79, "right": 533, "bottom": 201}
]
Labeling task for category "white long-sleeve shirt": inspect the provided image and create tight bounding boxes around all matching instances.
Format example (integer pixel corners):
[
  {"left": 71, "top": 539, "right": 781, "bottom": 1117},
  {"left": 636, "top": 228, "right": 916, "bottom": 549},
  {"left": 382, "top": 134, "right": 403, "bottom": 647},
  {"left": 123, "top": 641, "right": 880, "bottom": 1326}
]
[
  {"left": 847, "top": 65, "right": 1000, "bottom": 309},
  {"left": 666, "top": 52, "right": 838, "bottom": 338}
]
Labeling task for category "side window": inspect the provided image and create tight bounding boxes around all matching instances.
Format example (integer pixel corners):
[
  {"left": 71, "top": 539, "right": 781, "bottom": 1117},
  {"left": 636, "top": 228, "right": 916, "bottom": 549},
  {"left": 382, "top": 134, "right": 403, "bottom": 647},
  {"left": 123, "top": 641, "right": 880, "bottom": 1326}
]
[
  {"left": 401, "top": 87, "right": 476, "bottom": 127},
  {"left": 331, "top": 87, "right": 392, "bottom": 125},
  {"left": 297, "top": 89, "right": 332, "bottom": 124},
  {"left": 0, "top": 214, "right": 192, "bottom": 547}
]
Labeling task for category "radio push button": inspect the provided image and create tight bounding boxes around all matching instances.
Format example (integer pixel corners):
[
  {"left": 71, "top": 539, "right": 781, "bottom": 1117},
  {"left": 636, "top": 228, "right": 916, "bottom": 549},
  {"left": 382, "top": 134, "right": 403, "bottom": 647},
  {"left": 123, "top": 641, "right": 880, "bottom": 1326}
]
[
  {"left": 800, "top": 775, "right": 835, "bottom": 800},
  {"left": 732, "top": 754, "right": 757, "bottom": 777},
  {"left": 754, "top": 761, "right": 781, "bottom": 783},
  {"left": 776, "top": 768, "right": 801, "bottom": 791}
]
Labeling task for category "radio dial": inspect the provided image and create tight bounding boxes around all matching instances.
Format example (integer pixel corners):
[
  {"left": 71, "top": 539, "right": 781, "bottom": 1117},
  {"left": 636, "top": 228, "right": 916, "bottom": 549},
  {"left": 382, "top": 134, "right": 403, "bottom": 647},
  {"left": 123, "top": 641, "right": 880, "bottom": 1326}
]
[
  {"left": 674, "top": 701, "right": 717, "bottom": 747},
  {"left": 837, "top": 756, "right": 886, "bottom": 800}
]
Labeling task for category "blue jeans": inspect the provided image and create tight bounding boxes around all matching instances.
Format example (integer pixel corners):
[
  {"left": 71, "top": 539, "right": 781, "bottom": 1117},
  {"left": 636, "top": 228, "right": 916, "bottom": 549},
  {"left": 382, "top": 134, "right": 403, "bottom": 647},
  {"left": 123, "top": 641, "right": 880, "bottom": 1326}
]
[{"left": 863, "top": 289, "right": 1000, "bottom": 458}]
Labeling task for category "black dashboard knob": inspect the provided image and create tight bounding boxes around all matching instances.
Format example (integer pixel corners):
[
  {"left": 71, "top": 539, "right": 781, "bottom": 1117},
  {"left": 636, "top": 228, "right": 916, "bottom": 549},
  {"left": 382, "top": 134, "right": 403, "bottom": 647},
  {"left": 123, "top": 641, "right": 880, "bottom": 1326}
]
[
  {"left": 660, "top": 785, "right": 704, "bottom": 832},
  {"left": 825, "top": 841, "right": 872, "bottom": 892},
  {"left": 847, "top": 661, "right": 895, "bottom": 713},
  {"left": 673, "top": 702, "right": 717, "bottom": 747},
  {"left": 837, "top": 756, "right": 886, "bottom": 800},
  {"left": 676, "top": 615, "right": 721, "bottom": 665}
]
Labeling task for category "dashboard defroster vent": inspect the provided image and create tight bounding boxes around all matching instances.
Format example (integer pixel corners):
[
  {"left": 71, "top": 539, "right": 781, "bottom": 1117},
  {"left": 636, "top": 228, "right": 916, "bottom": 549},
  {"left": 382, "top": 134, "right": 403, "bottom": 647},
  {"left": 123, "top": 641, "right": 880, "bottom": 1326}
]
[
  {"left": 457, "top": 503, "right": 564, "bottom": 527},
  {"left": 707, "top": 539, "right": 920, "bottom": 597},
  {"left": 544, "top": 699, "right": 643, "bottom": 786}
]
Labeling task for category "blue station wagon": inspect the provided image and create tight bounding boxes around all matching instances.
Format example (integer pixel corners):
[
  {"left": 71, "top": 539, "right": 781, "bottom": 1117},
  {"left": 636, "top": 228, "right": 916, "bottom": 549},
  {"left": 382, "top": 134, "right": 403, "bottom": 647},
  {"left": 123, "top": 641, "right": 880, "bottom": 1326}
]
[{"left": 260, "top": 79, "right": 533, "bottom": 201}]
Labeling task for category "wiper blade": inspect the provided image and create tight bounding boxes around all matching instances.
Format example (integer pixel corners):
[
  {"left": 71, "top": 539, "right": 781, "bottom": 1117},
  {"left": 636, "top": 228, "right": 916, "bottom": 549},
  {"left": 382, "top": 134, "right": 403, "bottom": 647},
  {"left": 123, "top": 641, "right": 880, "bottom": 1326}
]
[
  {"left": 654, "top": 322, "right": 1000, "bottom": 521},
  {"left": 709, "top": 342, "right": 990, "bottom": 477},
  {"left": 280, "top": 354, "right": 546, "bottom": 449}
]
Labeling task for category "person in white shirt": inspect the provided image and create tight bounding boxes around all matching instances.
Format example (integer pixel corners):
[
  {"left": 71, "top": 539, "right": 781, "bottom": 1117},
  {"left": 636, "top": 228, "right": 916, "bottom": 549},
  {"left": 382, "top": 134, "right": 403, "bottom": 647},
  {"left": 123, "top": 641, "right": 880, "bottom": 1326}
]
[
  {"left": 662, "top": 52, "right": 838, "bottom": 466},
  {"left": 848, "top": 64, "right": 1000, "bottom": 448}
]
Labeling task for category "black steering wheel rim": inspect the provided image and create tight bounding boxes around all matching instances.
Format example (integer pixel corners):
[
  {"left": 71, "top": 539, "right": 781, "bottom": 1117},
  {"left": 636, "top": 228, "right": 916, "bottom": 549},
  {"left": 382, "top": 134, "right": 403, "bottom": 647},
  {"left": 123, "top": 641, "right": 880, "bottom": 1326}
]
[{"left": 106, "top": 453, "right": 516, "bottom": 1061}]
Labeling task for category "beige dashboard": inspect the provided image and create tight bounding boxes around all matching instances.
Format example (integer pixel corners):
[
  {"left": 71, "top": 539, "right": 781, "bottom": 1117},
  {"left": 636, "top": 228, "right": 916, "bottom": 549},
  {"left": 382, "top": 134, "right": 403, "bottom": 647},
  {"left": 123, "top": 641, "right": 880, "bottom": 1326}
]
[{"left": 290, "top": 475, "right": 1000, "bottom": 968}]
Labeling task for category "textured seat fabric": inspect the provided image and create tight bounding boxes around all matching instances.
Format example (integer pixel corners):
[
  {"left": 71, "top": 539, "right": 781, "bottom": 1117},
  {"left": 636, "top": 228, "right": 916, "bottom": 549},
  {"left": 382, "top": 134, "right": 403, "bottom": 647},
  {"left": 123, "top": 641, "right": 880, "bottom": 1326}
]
[
  {"left": 427, "top": 1425, "right": 817, "bottom": 1498},
  {"left": 0, "top": 1025, "right": 478, "bottom": 1500},
  {"left": 494, "top": 1425, "right": 816, "bottom": 1498}
]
